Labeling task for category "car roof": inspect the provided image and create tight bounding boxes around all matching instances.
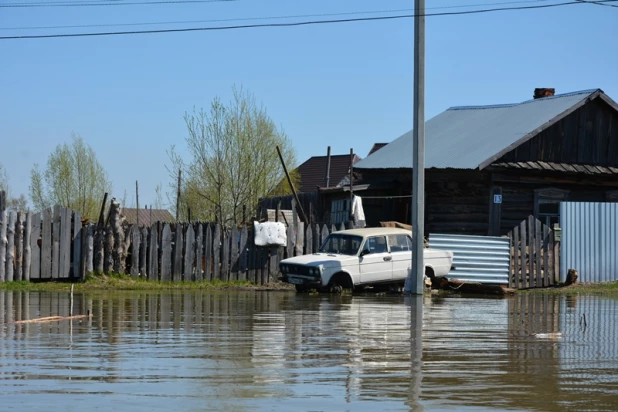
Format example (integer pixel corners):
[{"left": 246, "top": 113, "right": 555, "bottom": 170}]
[{"left": 331, "top": 227, "right": 412, "bottom": 238}]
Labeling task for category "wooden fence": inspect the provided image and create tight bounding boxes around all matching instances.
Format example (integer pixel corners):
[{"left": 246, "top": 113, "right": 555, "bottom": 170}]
[
  {"left": 507, "top": 216, "right": 560, "bottom": 289},
  {"left": 0, "top": 204, "right": 351, "bottom": 284}
]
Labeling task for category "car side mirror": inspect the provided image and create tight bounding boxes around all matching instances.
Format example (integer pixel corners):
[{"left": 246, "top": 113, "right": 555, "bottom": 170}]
[{"left": 360, "top": 249, "right": 370, "bottom": 257}]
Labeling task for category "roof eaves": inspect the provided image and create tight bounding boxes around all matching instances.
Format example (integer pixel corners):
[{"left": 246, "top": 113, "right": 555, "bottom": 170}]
[{"left": 477, "top": 89, "right": 602, "bottom": 170}]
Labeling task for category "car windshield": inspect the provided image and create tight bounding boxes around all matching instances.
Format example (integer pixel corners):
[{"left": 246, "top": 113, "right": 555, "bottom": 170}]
[{"left": 319, "top": 234, "right": 363, "bottom": 256}]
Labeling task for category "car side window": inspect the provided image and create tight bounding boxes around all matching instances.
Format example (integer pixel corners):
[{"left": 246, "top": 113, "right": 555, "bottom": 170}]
[
  {"left": 388, "top": 234, "right": 412, "bottom": 252},
  {"left": 365, "top": 236, "right": 388, "bottom": 254}
]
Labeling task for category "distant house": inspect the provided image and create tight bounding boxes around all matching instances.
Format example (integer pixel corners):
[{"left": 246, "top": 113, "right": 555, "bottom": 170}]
[
  {"left": 333, "top": 88, "right": 618, "bottom": 235},
  {"left": 122, "top": 207, "right": 174, "bottom": 227},
  {"left": 295, "top": 153, "right": 361, "bottom": 193}
]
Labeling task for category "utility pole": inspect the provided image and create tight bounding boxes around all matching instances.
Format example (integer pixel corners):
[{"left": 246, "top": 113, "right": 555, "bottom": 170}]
[{"left": 405, "top": 0, "right": 426, "bottom": 295}]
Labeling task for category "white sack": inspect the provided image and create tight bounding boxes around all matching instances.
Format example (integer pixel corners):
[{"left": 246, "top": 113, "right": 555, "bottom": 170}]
[{"left": 253, "top": 221, "right": 287, "bottom": 247}]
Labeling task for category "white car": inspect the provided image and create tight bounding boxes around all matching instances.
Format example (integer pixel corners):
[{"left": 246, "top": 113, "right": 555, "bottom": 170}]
[{"left": 279, "top": 227, "right": 454, "bottom": 292}]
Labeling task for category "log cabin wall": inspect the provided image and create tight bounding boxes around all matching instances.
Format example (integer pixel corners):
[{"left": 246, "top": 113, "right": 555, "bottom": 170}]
[
  {"left": 497, "top": 98, "right": 618, "bottom": 166},
  {"left": 426, "top": 170, "right": 490, "bottom": 235}
]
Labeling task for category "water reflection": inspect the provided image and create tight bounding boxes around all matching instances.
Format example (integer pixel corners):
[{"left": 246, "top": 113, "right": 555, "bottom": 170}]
[{"left": 1, "top": 290, "right": 617, "bottom": 411}]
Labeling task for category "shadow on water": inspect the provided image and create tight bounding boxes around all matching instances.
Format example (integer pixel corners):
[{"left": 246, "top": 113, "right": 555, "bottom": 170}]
[{"left": 1, "top": 290, "right": 618, "bottom": 411}]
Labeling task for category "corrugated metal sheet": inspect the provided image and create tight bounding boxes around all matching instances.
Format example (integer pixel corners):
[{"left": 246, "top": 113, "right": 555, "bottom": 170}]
[
  {"left": 354, "top": 89, "right": 599, "bottom": 171},
  {"left": 429, "top": 233, "right": 510, "bottom": 284},
  {"left": 560, "top": 202, "right": 618, "bottom": 283}
]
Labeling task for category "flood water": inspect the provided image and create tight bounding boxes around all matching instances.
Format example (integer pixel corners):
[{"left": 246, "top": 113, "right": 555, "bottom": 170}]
[{"left": 1, "top": 290, "right": 617, "bottom": 411}]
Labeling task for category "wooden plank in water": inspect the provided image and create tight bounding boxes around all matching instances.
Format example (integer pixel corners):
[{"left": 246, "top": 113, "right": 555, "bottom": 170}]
[
  {"left": 184, "top": 224, "right": 195, "bottom": 282},
  {"left": 160, "top": 223, "right": 172, "bottom": 282},
  {"left": 52, "top": 205, "right": 61, "bottom": 279},
  {"left": 41, "top": 208, "right": 53, "bottom": 279}
]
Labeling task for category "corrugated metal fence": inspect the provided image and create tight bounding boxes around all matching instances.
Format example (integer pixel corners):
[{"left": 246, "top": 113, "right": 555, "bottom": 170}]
[
  {"left": 429, "top": 233, "right": 510, "bottom": 284},
  {"left": 560, "top": 202, "right": 618, "bottom": 283}
]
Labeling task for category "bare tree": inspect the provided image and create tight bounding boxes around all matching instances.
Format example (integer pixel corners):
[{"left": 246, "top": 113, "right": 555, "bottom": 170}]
[
  {"left": 168, "top": 86, "right": 298, "bottom": 224},
  {"left": 0, "top": 163, "right": 29, "bottom": 211},
  {"left": 29, "top": 133, "right": 112, "bottom": 219}
]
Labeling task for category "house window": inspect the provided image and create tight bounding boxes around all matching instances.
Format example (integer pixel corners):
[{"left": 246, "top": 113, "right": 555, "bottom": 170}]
[
  {"left": 534, "top": 188, "right": 569, "bottom": 227},
  {"left": 331, "top": 199, "right": 350, "bottom": 224}
]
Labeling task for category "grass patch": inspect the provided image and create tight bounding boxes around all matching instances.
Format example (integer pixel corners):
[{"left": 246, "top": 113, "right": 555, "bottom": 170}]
[
  {"left": 518, "top": 281, "right": 618, "bottom": 296},
  {"left": 0, "top": 272, "right": 295, "bottom": 292}
]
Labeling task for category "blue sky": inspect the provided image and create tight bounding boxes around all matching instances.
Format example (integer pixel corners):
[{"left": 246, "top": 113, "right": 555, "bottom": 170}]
[{"left": 1, "top": 0, "right": 617, "bottom": 208}]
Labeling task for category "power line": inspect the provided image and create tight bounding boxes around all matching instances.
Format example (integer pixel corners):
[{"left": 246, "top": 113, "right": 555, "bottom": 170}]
[
  {"left": 0, "top": 0, "right": 550, "bottom": 8},
  {"left": 0, "top": 1, "right": 553, "bottom": 30},
  {"left": 1, "top": 0, "right": 615, "bottom": 40},
  {"left": 575, "top": 0, "right": 618, "bottom": 7},
  {"left": 0, "top": 0, "right": 236, "bottom": 7}
]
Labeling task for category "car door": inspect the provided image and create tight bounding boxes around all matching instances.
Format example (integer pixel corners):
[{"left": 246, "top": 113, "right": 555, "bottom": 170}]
[
  {"left": 359, "top": 235, "right": 392, "bottom": 284},
  {"left": 388, "top": 234, "right": 412, "bottom": 282}
]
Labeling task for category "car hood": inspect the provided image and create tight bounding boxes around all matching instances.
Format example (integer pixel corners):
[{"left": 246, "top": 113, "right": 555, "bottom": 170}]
[{"left": 281, "top": 253, "right": 358, "bottom": 268}]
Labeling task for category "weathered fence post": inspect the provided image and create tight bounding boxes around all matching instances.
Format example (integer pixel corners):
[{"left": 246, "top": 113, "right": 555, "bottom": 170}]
[
  {"left": 30, "top": 212, "right": 41, "bottom": 280},
  {"left": 184, "top": 224, "right": 195, "bottom": 281},
  {"left": 230, "top": 226, "right": 239, "bottom": 281},
  {"left": 131, "top": 225, "right": 141, "bottom": 278},
  {"left": 172, "top": 224, "right": 183, "bottom": 282},
  {"left": 52, "top": 205, "right": 61, "bottom": 279},
  {"left": 6, "top": 211, "right": 17, "bottom": 281},
  {"left": 104, "top": 226, "right": 113, "bottom": 274},
  {"left": 41, "top": 208, "right": 52, "bottom": 279},
  {"left": 161, "top": 223, "right": 172, "bottom": 282},
  {"left": 239, "top": 224, "right": 248, "bottom": 282},
  {"left": 148, "top": 223, "right": 158, "bottom": 281},
  {"left": 16, "top": 212, "right": 23, "bottom": 281},
  {"left": 94, "top": 225, "right": 104, "bottom": 273},
  {"left": 110, "top": 199, "right": 125, "bottom": 274},
  {"left": 139, "top": 227, "right": 147, "bottom": 277},
  {"left": 213, "top": 224, "right": 221, "bottom": 280},
  {"left": 305, "top": 224, "right": 313, "bottom": 255},
  {"left": 195, "top": 223, "right": 203, "bottom": 282},
  {"left": 23, "top": 212, "right": 32, "bottom": 282},
  {"left": 86, "top": 224, "right": 94, "bottom": 273},
  {"left": 0, "top": 210, "right": 6, "bottom": 282},
  {"left": 204, "top": 224, "right": 212, "bottom": 281},
  {"left": 221, "top": 228, "right": 229, "bottom": 282},
  {"left": 73, "top": 211, "right": 82, "bottom": 280}
]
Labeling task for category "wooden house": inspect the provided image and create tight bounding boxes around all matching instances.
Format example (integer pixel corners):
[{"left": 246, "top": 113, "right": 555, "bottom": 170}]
[{"left": 342, "top": 88, "right": 618, "bottom": 235}]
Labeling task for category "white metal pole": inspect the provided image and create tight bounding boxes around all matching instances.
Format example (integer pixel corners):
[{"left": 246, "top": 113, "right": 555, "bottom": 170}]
[{"left": 405, "top": 0, "right": 425, "bottom": 295}]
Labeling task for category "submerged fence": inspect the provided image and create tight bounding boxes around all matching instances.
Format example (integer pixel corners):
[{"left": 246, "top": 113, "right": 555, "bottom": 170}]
[{"left": 0, "top": 203, "right": 352, "bottom": 284}]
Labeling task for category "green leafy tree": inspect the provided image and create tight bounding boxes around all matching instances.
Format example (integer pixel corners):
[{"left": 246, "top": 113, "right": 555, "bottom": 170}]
[
  {"left": 168, "top": 87, "right": 298, "bottom": 224},
  {"left": 29, "top": 134, "right": 112, "bottom": 220}
]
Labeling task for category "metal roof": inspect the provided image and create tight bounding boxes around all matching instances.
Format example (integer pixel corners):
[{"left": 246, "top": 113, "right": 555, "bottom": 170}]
[{"left": 354, "top": 89, "right": 607, "bottom": 171}]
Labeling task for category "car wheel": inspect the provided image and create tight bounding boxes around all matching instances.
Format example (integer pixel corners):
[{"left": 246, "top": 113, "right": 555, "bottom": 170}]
[{"left": 327, "top": 273, "right": 354, "bottom": 294}]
